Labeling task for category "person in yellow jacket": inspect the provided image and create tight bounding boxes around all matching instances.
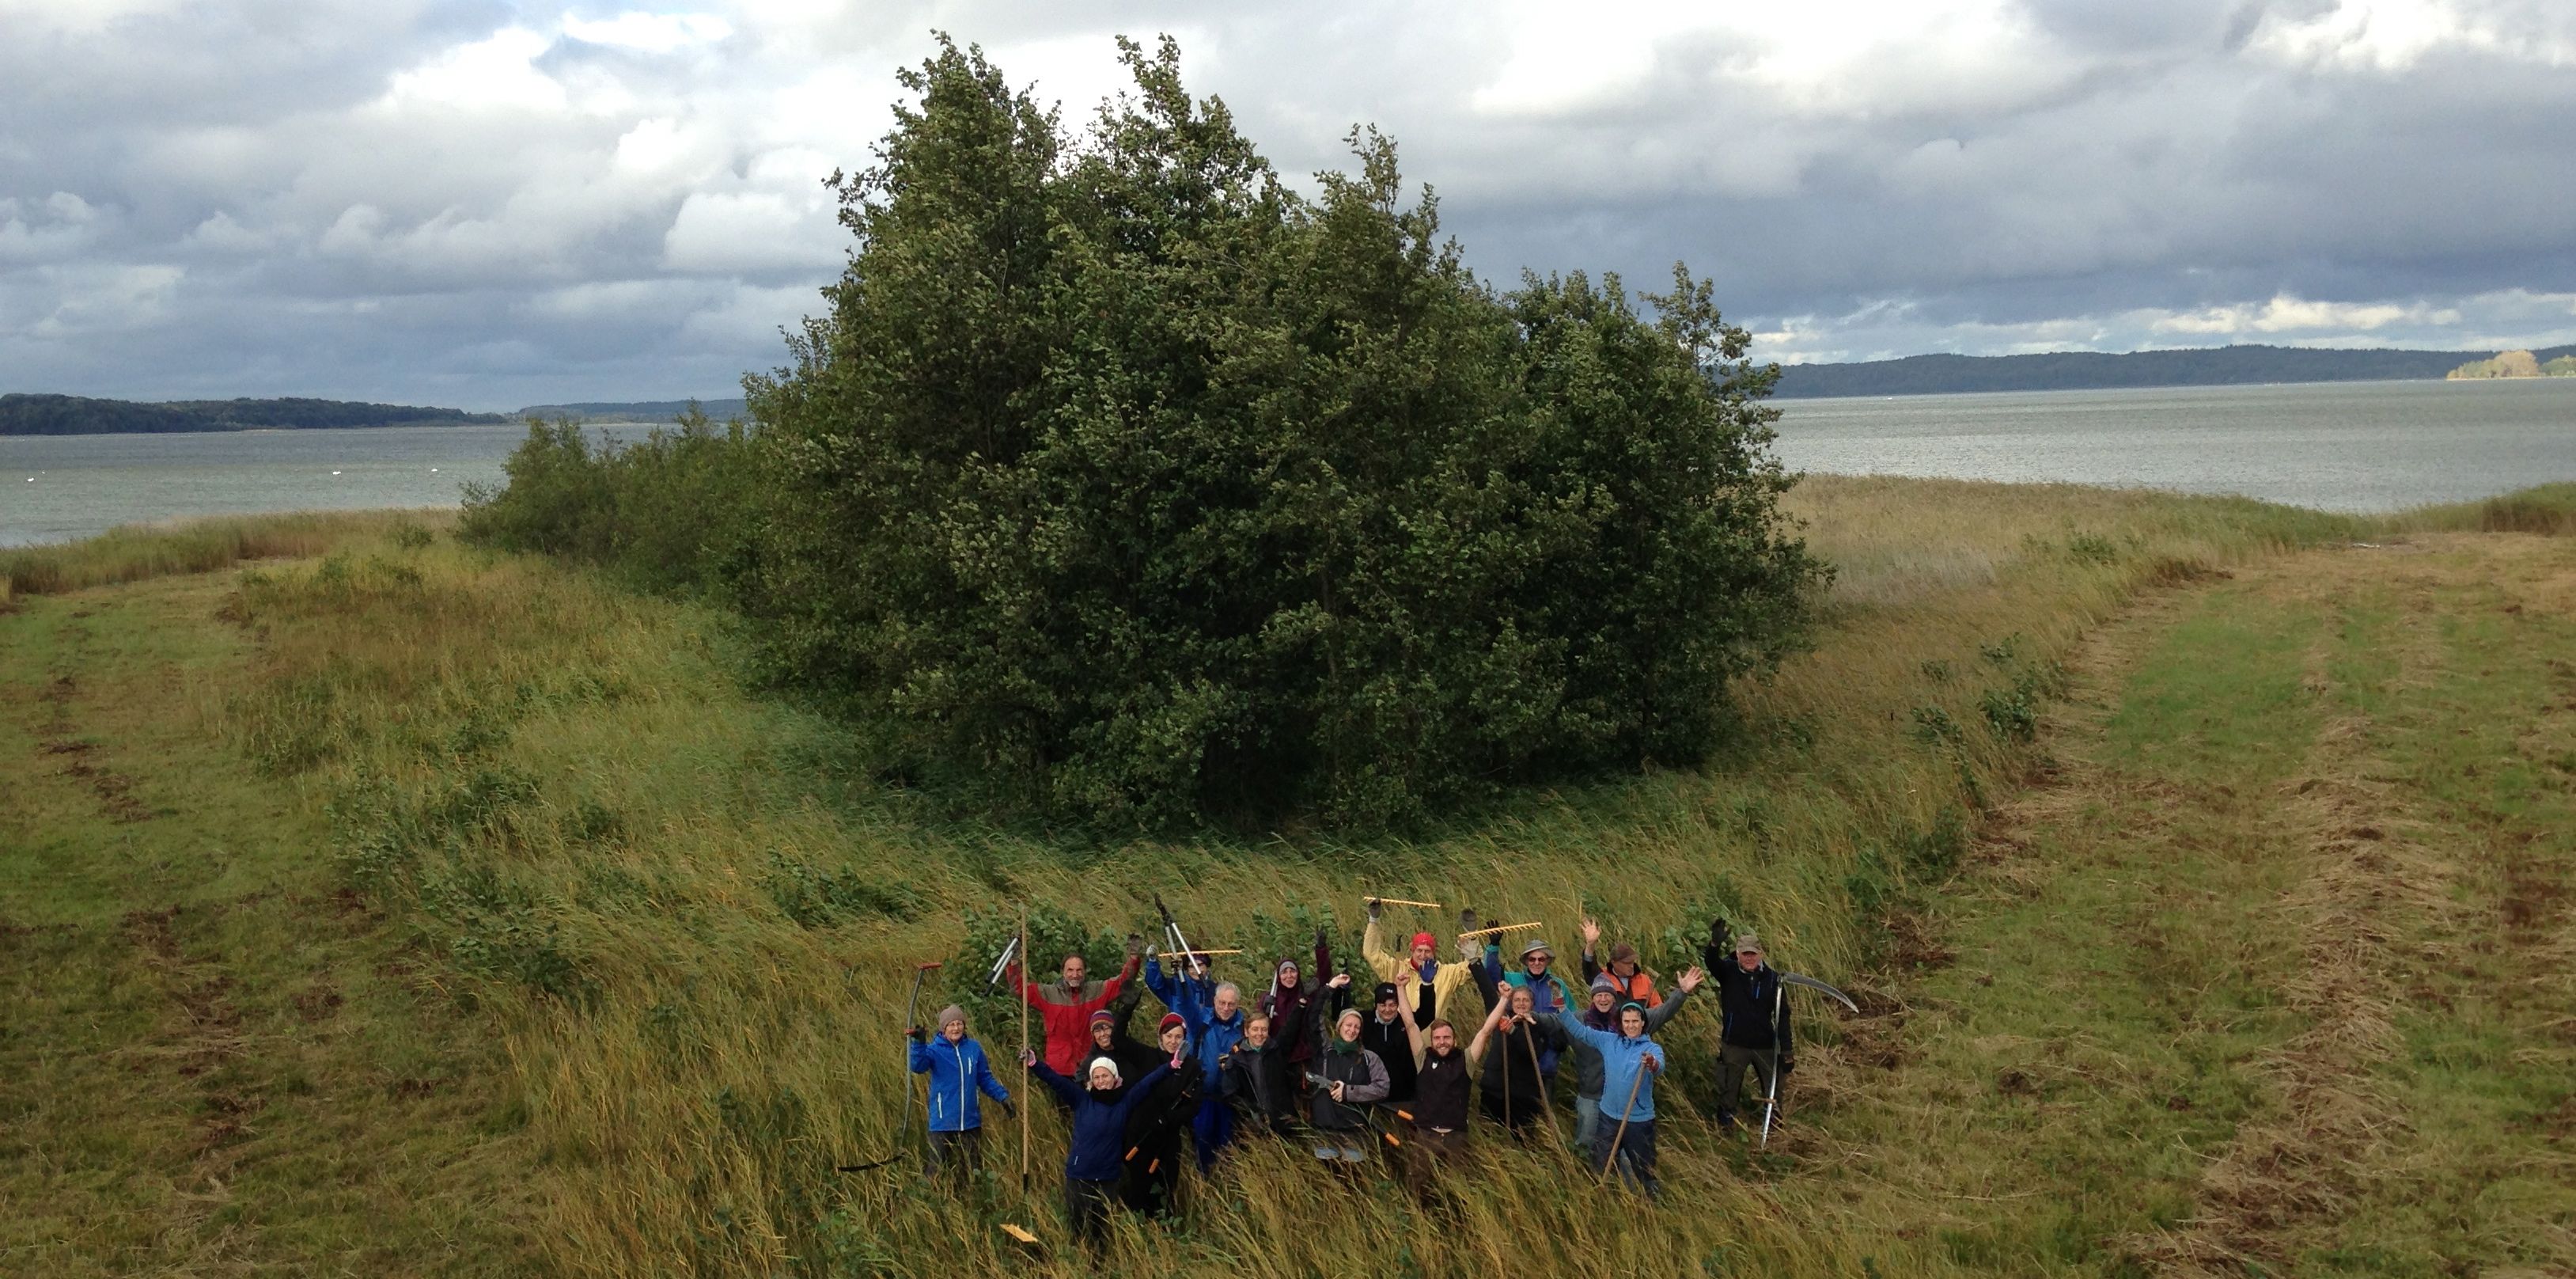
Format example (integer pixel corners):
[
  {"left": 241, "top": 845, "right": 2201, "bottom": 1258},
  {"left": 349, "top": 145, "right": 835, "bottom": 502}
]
[{"left": 1362, "top": 900, "right": 1482, "bottom": 1035}]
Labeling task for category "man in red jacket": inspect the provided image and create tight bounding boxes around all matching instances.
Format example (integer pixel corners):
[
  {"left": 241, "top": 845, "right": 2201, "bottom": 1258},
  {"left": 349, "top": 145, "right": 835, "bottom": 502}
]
[{"left": 1010, "top": 935, "right": 1145, "bottom": 1082}]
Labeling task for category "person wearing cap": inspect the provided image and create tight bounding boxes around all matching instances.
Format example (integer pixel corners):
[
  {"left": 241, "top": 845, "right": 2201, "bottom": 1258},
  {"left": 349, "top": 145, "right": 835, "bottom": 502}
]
[
  {"left": 1362, "top": 900, "right": 1481, "bottom": 1034},
  {"left": 1307, "top": 994, "right": 1390, "bottom": 1170},
  {"left": 1564, "top": 969, "right": 1695, "bottom": 1152},
  {"left": 1702, "top": 918, "right": 1794, "bottom": 1131},
  {"left": 1119, "top": 1013, "right": 1199, "bottom": 1216},
  {"left": 1141, "top": 947, "right": 1247, "bottom": 1171},
  {"left": 1008, "top": 934, "right": 1146, "bottom": 1081},
  {"left": 1021, "top": 1041, "right": 1179, "bottom": 1250},
  {"left": 907, "top": 1004, "right": 1015, "bottom": 1183},
  {"left": 1083, "top": 1005, "right": 1161, "bottom": 1086},
  {"left": 1475, "top": 934, "right": 1579, "bottom": 1081},
  {"left": 1579, "top": 917, "right": 1662, "bottom": 1008},
  {"left": 1351, "top": 977, "right": 1420, "bottom": 1105},
  {"left": 1541, "top": 967, "right": 1704, "bottom": 1200}
]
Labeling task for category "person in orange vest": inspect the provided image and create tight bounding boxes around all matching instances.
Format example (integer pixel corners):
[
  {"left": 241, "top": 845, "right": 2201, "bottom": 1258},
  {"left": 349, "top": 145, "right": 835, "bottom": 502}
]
[{"left": 1580, "top": 917, "right": 1661, "bottom": 1008}]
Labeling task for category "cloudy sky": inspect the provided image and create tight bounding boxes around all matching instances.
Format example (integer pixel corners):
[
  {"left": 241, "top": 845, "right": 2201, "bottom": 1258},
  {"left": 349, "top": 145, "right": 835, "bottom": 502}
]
[{"left": 6, "top": 0, "right": 2574, "bottom": 409}]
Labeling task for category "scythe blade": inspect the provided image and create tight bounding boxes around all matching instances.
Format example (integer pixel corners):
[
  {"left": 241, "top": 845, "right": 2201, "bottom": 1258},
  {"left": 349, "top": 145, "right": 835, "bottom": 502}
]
[{"left": 1781, "top": 971, "right": 1860, "bottom": 1014}]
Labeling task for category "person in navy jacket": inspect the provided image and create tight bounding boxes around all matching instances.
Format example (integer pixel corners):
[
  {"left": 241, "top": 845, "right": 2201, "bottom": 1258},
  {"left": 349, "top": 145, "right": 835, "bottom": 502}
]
[
  {"left": 1023, "top": 1042, "right": 1180, "bottom": 1249},
  {"left": 907, "top": 1004, "right": 1014, "bottom": 1182}
]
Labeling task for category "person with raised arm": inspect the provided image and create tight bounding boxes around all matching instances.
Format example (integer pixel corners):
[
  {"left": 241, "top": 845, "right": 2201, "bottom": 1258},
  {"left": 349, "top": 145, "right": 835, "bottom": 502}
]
[
  {"left": 1394, "top": 1008, "right": 1472, "bottom": 1206},
  {"left": 1563, "top": 966, "right": 1695, "bottom": 1152},
  {"left": 1119, "top": 1013, "right": 1198, "bottom": 1216},
  {"left": 1467, "top": 984, "right": 1555, "bottom": 1140},
  {"left": 1701, "top": 918, "right": 1794, "bottom": 1133},
  {"left": 1541, "top": 967, "right": 1703, "bottom": 1200},
  {"left": 1142, "top": 945, "right": 1246, "bottom": 1171},
  {"left": 1473, "top": 935, "right": 1579, "bottom": 1086},
  {"left": 1021, "top": 1038, "right": 1179, "bottom": 1250},
  {"left": 1218, "top": 1011, "right": 1295, "bottom": 1137},
  {"left": 1579, "top": 916, "right": 1661, "bottom": 1008},
  {"left": 1009, "top": 933, "right": 1145, "bottom": 1084},
  {"left": 1362, "top": 900, "right": 1482, "bottom": 1034}
]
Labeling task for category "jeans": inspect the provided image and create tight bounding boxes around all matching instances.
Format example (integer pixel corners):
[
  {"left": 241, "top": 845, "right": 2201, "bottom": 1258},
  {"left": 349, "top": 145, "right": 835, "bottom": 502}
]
[
  {"left": 1589, "top": 1116, "right": 1657, "bottom": 1198},
  {"left": 1571, "top": 1094, "right": 1603, "bottom": 1151}
]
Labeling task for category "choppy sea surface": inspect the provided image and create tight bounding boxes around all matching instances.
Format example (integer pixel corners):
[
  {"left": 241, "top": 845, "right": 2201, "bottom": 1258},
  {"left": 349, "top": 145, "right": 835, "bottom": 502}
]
[{"left": 4, "top": 379, "right": 2572, "bottom": 548}]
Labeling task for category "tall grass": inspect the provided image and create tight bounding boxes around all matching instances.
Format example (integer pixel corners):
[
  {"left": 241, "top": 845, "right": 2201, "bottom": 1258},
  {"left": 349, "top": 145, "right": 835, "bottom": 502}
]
[
  {"left": 1, "top": 509, "right": 452, "bottom": 597},
  {"left": 113, "top": 475, "right": 2384, "bottom": 1277}
]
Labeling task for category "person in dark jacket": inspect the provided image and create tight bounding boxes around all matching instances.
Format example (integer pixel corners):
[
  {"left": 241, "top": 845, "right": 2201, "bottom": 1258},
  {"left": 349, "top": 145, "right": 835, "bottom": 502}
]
[
  {"left": 1580, "top": 917, "right": 1662, "bottom": 1008},
  {"left": 1021, "top": 1044, "right": 1178, "bottom": 1250},
  {"left": 1308, "top": 1001, "right": 1389, "bottom": 1169},
  {"left": 1082, "top": 1007, "right": 1161, "bottom": 1085},
  {"left": 1358, "top": 981, "right": 1420, "bottom": 1104},
  {"left": 1468, "top": 983, "right": 1556, "bottom": 1139},
  {"left": 1120, "top": 1014, "right": 1197, "bottom": 1216},
  {"left": 1400, "top": 1016, "right": 1473, "bottom": 1208},
  {"left": 1142, "top": 949, "right": 1246, "bottom": 1172},
  {"left": 907, "top": 1004, "right": 1015, "bottom": 1184},
  {"left": 1257, "top": 928, "right": 1331, "bottom": 1076},
  {"left": 1702, "top": 919, "right": 1794, "bottom": 1131},
  {"left": 1219, "top": 1011, "right": 1296, "bottom": 1136}
]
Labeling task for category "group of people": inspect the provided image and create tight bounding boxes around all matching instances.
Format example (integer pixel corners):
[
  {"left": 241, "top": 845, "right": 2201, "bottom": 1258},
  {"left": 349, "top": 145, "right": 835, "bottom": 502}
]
[{"left": 907, "top": 903, "right": 1800, "bottom": 1247}]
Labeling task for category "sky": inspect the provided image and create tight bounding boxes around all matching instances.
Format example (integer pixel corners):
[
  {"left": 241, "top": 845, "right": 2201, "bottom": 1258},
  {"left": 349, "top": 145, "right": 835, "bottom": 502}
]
[{"left": 5, "top": 0, "right": 2574, "bottom": 411}]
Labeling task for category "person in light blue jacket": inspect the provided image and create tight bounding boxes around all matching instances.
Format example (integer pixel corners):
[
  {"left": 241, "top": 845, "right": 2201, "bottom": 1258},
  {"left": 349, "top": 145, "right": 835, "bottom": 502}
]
[
  {"left": 1544, "top": 981, "right": 1695, "bottom": 1201},
  {"left": 907, "top": 1004, "right": 1014, "bottom": 1182}
]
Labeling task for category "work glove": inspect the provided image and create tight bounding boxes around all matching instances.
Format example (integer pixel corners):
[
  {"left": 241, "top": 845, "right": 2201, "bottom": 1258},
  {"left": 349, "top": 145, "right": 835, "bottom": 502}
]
[
  {"left": 1126, "top": 932, "right": 1144, "bottom": 958},
  {"left": 1314, "top": 924, "right": 1328, "bottom": 951},
  {"left": 1779, "top": 1057, "right": 1795, "bottom": 1077},
  {"left": 1144, "top": 943, "right": 1159, "bottom": 965},
  {"left": 907, "top": 1026, "right": 926, "bottom": 1042},
  {"left": 998, "top": 1096, "right": 1017, "bottom": 1119},
  {"left": 1710, "top": 917, "right": 1729, "bottom": 944},
  {"left": 1365, "top": 898, "right": 1381, "bottom": 920}
]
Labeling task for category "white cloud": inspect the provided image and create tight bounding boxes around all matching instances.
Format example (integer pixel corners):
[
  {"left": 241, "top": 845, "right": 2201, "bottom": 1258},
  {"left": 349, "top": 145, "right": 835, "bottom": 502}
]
[
  {"left": 563, "top": 12, "right": 733, "bottom": 53},
  {"left": 663, "top": 188, "right": 840, "bottom": 275},
  {"left": 382, "top": 27, "right": 565, "bottom": 112},
  {"left": 2148, "top": 294, "right": 2464, "bottom": 336}
]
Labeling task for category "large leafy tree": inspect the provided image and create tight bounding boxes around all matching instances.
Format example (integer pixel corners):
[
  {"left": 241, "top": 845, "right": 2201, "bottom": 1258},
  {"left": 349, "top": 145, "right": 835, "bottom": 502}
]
[{"left": 742, "top": 36, "right": 1822, "bottom": 829}]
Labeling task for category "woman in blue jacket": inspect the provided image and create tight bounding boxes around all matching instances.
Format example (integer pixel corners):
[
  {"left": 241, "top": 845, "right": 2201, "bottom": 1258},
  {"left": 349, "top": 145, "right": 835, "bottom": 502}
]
[
  {"left": 1542, "top": 978, "right": 1699, "bottom": 1201},
  {"left": 1022, "top": 1044, "right": 1180, "bottom": 1249},
  {"left": 906, "top": 1004, "right": 1014, "bottom": 1182}
]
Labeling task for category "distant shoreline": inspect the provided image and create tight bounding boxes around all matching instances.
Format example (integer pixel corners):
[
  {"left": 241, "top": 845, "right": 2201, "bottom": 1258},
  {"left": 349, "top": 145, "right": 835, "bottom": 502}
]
[{"left": 1773, "top": 341, "right": 2576, "bottom": 399}]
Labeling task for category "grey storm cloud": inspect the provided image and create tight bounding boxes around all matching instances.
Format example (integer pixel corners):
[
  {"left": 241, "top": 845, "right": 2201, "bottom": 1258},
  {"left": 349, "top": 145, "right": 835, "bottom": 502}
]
[{"left": 4, "top": 0, "right": 2574, "bottom": 408}]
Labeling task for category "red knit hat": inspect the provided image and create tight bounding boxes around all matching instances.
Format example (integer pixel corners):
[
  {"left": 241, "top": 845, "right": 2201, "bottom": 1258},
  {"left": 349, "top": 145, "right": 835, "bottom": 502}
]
[
  {"left": 1158, "top": 1012, "right": 1185, "bottom": 1033},
  {"left": 1409, "top": 931, "right": 1437, "bottom": 952}
]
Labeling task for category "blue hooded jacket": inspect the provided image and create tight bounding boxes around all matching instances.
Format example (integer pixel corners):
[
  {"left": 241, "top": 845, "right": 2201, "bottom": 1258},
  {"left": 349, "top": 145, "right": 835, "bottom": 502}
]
[
  {"left": 1547, "top": 1013, "right": 1668, "bottom": 1122},
  {"left": 908, "top": 1034, "right": 1010, "bottom": 1133},
  {"left": 1029, "top": 1059, "right": 1174, "bottom": 1180},
  {"left": 1143, "top": 961, "right": 1245, "bottom": 1081}
]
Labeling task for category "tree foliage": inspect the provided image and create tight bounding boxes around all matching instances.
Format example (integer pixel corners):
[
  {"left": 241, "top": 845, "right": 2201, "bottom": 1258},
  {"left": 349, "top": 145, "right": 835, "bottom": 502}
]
[{"left": 731, "top": 36, "right": 1823, "bottom": 830}]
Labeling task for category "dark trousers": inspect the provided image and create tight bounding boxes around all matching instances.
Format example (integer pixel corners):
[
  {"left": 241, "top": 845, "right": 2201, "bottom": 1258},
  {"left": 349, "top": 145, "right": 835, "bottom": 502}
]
[
  {"left": 1065, "top": 1176, "right": 1118, "bottom": 1247},
  {"left": 1121, "top": 1137, "right": 1183, "bottom": 1215},
  {"left": 1591, "top": 1116, "right": 1658, "bottom": 1199},
  {"left": 1715, "top": 1043, "right": 1781, "bottom": 1125},
  {"left": 1401, "top": 1124, "right": 1466, "bottom": 1204},
  {"left": 925, "top": 1127, "right": 983, "bottom": 1182},
  {"left": 1479, "top": 1091, "right": 1543, "bottom": 1138}
]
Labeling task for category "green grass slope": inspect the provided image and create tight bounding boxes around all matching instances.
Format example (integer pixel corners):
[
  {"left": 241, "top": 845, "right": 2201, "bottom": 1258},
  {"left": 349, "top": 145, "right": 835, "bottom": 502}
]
[{"left": 4, "top": 480, "right": 2569, "bottom": 1277}]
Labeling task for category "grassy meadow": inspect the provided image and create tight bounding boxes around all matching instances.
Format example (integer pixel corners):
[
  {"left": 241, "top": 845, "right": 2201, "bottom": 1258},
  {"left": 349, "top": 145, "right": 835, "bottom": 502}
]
[{"left": 3, "top": 476, "right": 2570, "bottom": 1277}]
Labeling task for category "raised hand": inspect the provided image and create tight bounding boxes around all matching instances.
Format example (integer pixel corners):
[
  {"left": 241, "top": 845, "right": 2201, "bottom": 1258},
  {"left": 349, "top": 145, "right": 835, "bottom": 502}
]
[
  {"left": 1581, "top": 917, "right": 1600, "bottom": 948},
  {"left": 1365, "top": 898, "right": 1381, "bottom": 920},
  {"left": 1676, "top": 966, "right": 1706, "bottom": 994},
  {"left": 907, "top": 1026, "right": 926, "bottom": 1042},
  {"left": 1328, "top": 972, "right": 1352, "bottom": 990}
]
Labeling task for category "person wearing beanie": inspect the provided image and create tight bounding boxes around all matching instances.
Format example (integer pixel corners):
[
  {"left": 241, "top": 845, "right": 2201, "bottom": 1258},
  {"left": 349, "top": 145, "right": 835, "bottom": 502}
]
[
  {"left": 1142, "top": 947, "right": 1247, "bottom": 1172},
  {"left": 1119, "top": 1013, "right": 1199, "bottom": 1216},
  {"left": 1563, "top": 969, "right": 1695, "bottom": 1152},
  {"left": 1579, "top": 917, "right": 1663, "bottom": 1008},
  {"left": 1306, "top": 1000, "right": 1389, "bottom": 1171},
  {"left": 1702, "top": 919, "right": 1795, "bottom": 1132},
  {"left": 907, "top": 1004, "right": 1015, "bottom": 1183},
  {"left": 1361, "top": 900, "right": 1482, "bottom": 1034},
  {"left": 1084, "top": 1006, "right": 1161, "bottom": 1086},
  {"left": 1021, "top": 1041, "right": 1178, "bottom": 1251},
  {"left": 1008, "top": 934, "right": 1146, "bottom": 1082},
  {"left": 1352, "top": 977, "right": 1421, "bottom": 1105},
  {"left": 1540, "top": 966, "right": 1704, "bottom": 1201}
]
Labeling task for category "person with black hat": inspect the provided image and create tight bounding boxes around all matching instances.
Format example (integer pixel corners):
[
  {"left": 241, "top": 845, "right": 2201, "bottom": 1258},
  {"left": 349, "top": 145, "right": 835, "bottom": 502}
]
[
  {"left": 907, "top": 1004, "right": 1015, "bottom": 1184},
  {"left": 1357, "top": 978, "right": 1420, "bottom": 1105},
  {"left": 1702, "top": 918, "right": 1794, "bottom": 1132}
]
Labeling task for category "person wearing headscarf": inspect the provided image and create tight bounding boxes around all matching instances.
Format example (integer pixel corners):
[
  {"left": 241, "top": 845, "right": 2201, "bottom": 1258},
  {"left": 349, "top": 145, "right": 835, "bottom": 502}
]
[{"left": 1258, "top": 926, "right": 1331, "bottom": 1076}]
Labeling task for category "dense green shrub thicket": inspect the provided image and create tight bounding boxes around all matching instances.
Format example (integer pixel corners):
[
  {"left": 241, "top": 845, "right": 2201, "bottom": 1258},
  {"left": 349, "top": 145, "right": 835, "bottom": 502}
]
[{"left": 465, "top": 36, "right": 1821, "bottom": 830}]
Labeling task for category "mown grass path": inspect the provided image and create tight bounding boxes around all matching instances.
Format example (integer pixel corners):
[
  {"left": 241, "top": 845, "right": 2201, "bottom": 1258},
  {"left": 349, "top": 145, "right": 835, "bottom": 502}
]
[{"left": 1809, "top": 533, "right": 2576, "bottom": 1275}]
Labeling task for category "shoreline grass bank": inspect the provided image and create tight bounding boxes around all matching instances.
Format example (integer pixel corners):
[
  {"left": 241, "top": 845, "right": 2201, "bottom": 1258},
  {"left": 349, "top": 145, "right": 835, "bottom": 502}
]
[{"left": 5, "top": 477, "right": 2569, "bottom": 1277}]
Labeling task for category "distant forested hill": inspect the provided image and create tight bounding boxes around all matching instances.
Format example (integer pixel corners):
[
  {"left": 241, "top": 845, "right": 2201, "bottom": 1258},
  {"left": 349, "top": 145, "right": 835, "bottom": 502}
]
[
  {"left": 0, "top": 394, "right": 507, "bottom": 435},
  {"left": 1772, "top": 343, "right": 2576, "bottom": 398},
  {"left": 515, "top": 399, "right": 748, "bottom": 423}
]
